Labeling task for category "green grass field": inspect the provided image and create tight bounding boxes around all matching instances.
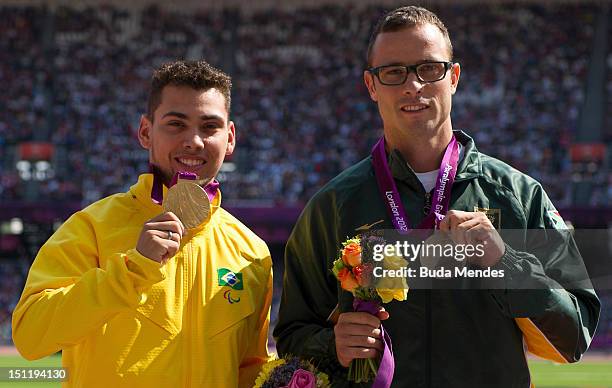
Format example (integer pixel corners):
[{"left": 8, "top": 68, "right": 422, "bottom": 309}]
[
  {"left": 0, "top": 354, "right": 62, "bottom": 388},
  {"left": 529, "top": 360, "right": 612, "bottom": 387},
  {"left": 0, "top": 354, "right": 610, "bottom": 387}
]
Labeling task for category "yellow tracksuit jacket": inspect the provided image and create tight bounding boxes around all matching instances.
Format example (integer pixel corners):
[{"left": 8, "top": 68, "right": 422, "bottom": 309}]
[{"left": 12, "top": 174, "right": 272, "bottom": 387}]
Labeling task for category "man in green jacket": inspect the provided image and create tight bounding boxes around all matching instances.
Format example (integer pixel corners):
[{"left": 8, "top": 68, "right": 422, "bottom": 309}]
[{"left": 274, "top": 6, "right": 600, "bottom": 387}]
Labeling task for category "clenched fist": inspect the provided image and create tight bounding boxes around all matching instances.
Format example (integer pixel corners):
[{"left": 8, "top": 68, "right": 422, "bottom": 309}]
[
  {"left": 334, "top": 308, "right": 389, "bottom": 367},
  {"left": 438, "top": 210, "right": 505, "bottom": 267},
  {"left": 136, "top": 212, "right": 185, "bottom": 264}
]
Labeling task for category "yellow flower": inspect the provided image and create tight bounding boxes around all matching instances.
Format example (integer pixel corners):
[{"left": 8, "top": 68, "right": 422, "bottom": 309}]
[
  {"left": 316, "top": 371, "right": 330, "bottom": 388},
  {"left": 383, "top": 254, "right": 408, "bottom": 270},
  {"left": 377, "top": 288, "right": 408, "bottom": 303},
  {"left": 375, "top": 254, "right": 408, "bottom": 303},
  {"left": 253, "top": 358, "right": 286, "bottom": 388}
]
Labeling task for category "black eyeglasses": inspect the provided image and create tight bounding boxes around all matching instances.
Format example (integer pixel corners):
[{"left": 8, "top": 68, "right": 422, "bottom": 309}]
[{"left": 367, "top": 61, "right": 454, "bottom": 85}]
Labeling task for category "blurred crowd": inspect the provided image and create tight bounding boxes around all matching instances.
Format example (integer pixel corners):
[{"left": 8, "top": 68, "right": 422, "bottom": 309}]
[
  {"left": 602, "top": 19, "right": 612, "bottom": 205},
  {"left": 0, "top": 3, "right": 611, "bottom": 347},
  {"left": 0, "top": 3, "right": 608, "bottom": 206},
  {"left": 0, "top": 7, "right": 48, "bottom": 200},
  {"left": 231, "top": 3, "right": 604, "bottom": 206},
  {"left": 0, "top": 260, "right": 29, "bottom": 345}
]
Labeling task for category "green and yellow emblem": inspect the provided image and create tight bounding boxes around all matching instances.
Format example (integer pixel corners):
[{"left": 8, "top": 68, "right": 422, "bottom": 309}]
[{"left": 217, "top": 268, "right": 243, "bottom": 290}]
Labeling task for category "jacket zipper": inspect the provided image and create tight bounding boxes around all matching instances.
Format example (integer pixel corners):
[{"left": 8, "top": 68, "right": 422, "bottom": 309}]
[
  {"left": 185, "top": 241, "right": 192, "bottom": 387},
  {"left": 423, "top": 191, "right": 432, "bottom": 215},
  {"left": 419, "top": 188, "right": 432, "bottom": 388}
]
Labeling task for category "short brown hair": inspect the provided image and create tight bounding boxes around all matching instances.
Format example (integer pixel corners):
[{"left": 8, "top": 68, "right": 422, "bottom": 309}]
[
  {"left": 147, "top": 60, "right": 232, "bottom": 120},
  {"left": 366, "top": 6, "right": 453, "bottom": 67}
]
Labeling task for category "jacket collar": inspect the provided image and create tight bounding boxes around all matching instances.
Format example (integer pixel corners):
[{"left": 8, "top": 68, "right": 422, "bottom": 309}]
[
  {"left": 454, "top": 130, "right": 481, "bottom": 181},
  {"left": 387, "top": 130, "right": 481, "bottom": 192}
]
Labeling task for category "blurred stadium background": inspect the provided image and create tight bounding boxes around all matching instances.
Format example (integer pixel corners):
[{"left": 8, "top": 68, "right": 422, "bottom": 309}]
[{"left": 0, "top": 0, "right": 610, "bottom": 386}]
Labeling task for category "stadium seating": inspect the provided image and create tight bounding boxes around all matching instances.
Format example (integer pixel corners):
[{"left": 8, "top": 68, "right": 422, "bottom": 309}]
[{"left": 0, "top": 2, "right": 610, "bottom": 349}]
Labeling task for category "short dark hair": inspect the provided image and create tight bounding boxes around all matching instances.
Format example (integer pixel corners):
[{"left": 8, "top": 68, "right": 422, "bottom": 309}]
[
  {"left": 366, "top": 6, "right": 453, "bottom": 67},
  {"left": 147, "top": 60, "right": 232, "bottom": 120}
]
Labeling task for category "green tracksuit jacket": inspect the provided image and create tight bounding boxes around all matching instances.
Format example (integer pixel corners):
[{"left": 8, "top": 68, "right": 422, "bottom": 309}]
[{"left": 274, "top": 131, "right": 600, "bottom": 388}]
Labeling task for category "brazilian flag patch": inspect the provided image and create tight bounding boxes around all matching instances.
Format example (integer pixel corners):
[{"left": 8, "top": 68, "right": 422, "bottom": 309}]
[{"left": 217, "top": 268, "right": 243, "bottom": 290}]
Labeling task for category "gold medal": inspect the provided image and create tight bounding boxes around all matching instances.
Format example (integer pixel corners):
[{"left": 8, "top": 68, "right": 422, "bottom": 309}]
[{"left": 163, "top": 180, "right": 211, "bottom": 229}]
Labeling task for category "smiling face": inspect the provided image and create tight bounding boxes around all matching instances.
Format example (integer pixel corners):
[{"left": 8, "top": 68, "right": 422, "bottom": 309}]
[
  {"left": 138, "top": 85, "right": 235, "bottom": 186},
  {"left": 364, "top": 23, "right": 460, "bottom": 144}
]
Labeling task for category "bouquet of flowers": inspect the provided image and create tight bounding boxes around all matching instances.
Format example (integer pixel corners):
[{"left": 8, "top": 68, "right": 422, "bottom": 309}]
[
  {"left": 254, "top": 356, "right": 331, "bottom": 388},
  {"left": 331, "top": 235, "right": 408, "bottom": 386}
]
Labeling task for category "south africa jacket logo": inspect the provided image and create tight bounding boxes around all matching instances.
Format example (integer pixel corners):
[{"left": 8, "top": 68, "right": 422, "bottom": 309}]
[
  {"left": 217, "top": 268, "right": 243, "bottom": 290},
  {"left": 474, "top": 206, "right": 501, "bottom": 229}
]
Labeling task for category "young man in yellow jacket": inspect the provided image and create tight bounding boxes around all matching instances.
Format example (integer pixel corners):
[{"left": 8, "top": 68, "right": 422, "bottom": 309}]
[{"left": 12, "top": 60, "right": 273, "bottom": 387}]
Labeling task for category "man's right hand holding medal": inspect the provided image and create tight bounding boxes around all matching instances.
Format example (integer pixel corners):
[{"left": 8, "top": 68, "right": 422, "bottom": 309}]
[{"left": 136, "top": 212, "right": 185, "bottom": 264}]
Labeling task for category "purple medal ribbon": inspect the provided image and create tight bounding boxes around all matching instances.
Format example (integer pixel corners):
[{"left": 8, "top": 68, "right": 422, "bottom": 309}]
[
  {"left": 364, "top": 136, "right": 459, "bottom": 387},
  {"left": 371, "top": 136, "right": 459, "bottom": 231},
  {"left": 353, "top": 299, "right": 394, "bottom": 388},
  {"left": 149, "top": 165, "right": 219, "bottom": 205}
]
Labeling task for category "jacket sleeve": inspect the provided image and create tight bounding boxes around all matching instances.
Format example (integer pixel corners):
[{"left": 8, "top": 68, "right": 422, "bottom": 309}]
[
  {"left": 490, "top": 185, "right": 600, "bottom": 363},
  {"left": 273, "top": 192, "right": 346, "bottom": 375},
  {"left": 12, "top": 211, "right": 166, "bottom": 360},
  {"left": 238, "top": 259, "right": 273, "bottom": 388}
]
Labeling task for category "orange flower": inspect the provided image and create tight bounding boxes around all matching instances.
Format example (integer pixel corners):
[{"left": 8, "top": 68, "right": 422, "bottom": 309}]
[
  {"left": 342, "top": 242, "right": 362, "bottom": 267},
  {"left": 337, "top": 268, "right": 359, "bottom": 292}
]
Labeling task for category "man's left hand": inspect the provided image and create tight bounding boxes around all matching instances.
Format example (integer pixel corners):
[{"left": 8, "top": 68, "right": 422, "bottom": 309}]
[{"left": 438, "top": 210, "right": 505, "bottom": 267}]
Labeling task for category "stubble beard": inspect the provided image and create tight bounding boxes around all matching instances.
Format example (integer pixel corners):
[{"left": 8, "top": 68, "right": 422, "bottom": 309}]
[{"left": 149, "top": 148, "right": 174, "bottom": 187}]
